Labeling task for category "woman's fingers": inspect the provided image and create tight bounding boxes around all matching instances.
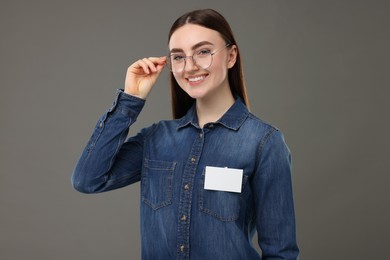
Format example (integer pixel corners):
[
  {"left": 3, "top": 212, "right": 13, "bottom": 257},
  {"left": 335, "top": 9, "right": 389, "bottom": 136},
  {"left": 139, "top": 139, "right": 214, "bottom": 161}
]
[
  {"left": 143, "top": 58, "right": 156, "bottom": 73},
  {"left": 124, "top": 56, "right": 167, "bottom": 99},
  {"left": 137, "top": 58, "right": 154, "bottom": 74},
  {"left": 133, "top": 57, "right": 166, "bottom": 74}
]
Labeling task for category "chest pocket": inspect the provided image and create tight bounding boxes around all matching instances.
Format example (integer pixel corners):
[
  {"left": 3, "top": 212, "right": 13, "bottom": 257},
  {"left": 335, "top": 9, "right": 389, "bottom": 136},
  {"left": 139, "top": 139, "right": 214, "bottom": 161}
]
[
  {"left": 142, "top": 159, "right": 176, "bottom": 210},
  {"left": 199, "top": 171, "right": 248, "bottom": 222}
]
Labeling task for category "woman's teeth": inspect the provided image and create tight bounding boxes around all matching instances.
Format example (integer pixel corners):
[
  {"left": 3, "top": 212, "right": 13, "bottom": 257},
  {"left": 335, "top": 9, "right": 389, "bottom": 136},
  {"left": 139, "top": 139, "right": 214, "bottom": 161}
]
[{"left": 188, "top": 76, "right": 205, "bottom": 82}]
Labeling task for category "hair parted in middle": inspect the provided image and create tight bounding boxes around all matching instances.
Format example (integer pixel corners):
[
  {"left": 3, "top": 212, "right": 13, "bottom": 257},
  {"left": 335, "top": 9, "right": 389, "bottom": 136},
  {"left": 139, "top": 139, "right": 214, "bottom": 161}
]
[{"left": 168, "top": 8, "right": 250, "bottom": 119}]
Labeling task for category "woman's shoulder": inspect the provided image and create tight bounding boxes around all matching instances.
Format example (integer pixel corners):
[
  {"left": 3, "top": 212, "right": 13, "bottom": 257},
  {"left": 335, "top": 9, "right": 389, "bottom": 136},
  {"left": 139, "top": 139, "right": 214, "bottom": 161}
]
[
  {"left": 246, "top": 112, "right": 279, "bottom": 132},
  {"left": 244, "top": 112, "right": 290, "bottom": 149},
  {"left": 140, "top": 118, "right": 182, "bottom": 136}
]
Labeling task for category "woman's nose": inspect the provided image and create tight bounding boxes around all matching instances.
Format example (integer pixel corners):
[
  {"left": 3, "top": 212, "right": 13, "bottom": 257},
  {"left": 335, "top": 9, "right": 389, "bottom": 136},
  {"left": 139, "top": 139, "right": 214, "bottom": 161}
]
[{"left": 184, "top": 57, "right": 199, "bottom": 72}]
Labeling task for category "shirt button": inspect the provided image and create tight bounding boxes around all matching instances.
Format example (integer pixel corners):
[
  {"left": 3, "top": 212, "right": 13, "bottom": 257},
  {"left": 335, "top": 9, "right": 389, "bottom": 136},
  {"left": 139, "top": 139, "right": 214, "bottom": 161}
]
[
  {"left": 180, "top": 215, "right": 187, "bottom": 221},
  {"left": 199, "top": 133, "right": 203, "bottom": 138},
  {"left": 208, "top": 124, "right": 214, "bottom": 128},
  {"left": 180, "top": 245, "right": 185, "bottom": 252},
  {"left": 191, "top": 157, "right": 196, "bottom": 163},
  {"left": 184, "top": 184, "right": 190, "bottom": 190}
]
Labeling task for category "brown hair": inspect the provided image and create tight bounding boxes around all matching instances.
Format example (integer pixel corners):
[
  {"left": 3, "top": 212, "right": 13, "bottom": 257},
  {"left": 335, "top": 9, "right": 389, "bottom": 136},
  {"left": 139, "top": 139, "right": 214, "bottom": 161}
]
[{"left": 168, "top": 9, "right": 250, "bottom": 119}]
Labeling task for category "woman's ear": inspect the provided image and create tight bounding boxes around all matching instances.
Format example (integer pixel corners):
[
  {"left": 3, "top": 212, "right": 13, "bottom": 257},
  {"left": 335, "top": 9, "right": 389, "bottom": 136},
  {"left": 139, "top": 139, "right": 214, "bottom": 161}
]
[{"left": 227, "top": 45, "right": 238, "bottom": 69}]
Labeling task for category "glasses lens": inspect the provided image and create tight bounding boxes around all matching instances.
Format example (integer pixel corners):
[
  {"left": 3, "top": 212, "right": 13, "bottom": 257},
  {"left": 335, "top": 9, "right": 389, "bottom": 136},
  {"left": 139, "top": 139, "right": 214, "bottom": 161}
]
[
  {"left": 169, "top": 54, "right": 185, "bottom": 73},
  {"left": 168, "top": 51, "right": 214, "bottom": 72},
  {"left": 193, "top": 52, "right": 212, "bottom": 70}
]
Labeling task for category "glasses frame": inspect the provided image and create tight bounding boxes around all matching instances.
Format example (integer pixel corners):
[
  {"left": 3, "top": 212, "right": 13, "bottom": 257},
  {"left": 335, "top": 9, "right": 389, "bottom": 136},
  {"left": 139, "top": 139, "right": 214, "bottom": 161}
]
[{"left": 168, "top": 43, "right": 231, "bottom": 73}]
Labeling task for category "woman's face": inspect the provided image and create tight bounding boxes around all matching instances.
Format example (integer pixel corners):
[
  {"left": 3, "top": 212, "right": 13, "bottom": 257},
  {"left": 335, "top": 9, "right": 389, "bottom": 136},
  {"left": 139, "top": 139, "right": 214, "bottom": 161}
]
[{"left": 168, "top": 24, "right": 236, "bottom": 101}]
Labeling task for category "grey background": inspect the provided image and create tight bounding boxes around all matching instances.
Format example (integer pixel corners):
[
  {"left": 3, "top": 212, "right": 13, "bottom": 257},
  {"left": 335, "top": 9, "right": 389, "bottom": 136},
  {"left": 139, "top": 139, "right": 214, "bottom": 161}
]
[{"left": 1, "top": 0, "right": 389, "bottom": 259}]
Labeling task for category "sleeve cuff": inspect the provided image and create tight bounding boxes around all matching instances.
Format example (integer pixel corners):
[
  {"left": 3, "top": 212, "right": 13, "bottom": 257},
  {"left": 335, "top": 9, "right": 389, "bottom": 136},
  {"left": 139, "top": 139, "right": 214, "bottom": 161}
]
[{"left": 107, "top": 89, "right": 146, "bottom": 117}]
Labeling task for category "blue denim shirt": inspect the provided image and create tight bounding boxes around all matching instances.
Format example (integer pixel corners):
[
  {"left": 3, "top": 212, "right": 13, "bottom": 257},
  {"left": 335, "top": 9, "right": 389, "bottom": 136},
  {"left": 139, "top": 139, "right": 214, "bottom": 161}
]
[{"left": 72, "top": 90, "right": 299, "bottom": 260}]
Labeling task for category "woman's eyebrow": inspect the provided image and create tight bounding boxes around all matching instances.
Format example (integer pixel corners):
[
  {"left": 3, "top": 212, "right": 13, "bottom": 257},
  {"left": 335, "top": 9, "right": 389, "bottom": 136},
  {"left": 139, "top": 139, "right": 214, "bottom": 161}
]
[{"left": 170, "top": 41, "right": 214, "bottom": 53}]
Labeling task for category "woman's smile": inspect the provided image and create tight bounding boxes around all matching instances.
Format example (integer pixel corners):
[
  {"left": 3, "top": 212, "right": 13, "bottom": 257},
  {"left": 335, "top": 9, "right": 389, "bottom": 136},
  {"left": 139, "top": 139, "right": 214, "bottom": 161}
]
[{"left": 186, "top": 74, "right": 209, "bottom": 85}]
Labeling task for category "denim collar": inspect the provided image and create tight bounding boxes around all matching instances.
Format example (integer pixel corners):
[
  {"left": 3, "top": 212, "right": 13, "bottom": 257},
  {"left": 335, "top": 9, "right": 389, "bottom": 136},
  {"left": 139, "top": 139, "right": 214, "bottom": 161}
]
[{"left": 177, "top": 98, "right": 249, "bottom": 131}]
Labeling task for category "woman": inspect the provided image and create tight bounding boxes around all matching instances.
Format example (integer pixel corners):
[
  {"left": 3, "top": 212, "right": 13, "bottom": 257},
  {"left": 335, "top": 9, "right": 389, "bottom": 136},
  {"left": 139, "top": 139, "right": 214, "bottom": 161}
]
[{"left": 72, "top": 8, "right": 299, "bottom": 260}]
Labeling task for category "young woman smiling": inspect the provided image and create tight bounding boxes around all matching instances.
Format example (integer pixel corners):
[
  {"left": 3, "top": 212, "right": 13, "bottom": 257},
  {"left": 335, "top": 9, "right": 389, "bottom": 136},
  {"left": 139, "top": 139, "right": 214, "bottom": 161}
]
[{"left": 72, "top": 8, "right": 299, "bottom": 260}]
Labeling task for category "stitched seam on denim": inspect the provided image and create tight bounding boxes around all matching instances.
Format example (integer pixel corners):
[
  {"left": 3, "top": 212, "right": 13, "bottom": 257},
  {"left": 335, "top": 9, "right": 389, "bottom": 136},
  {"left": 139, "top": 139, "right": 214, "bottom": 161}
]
[
  {"left": 254, "top": 127, "right": 278, "bottom": 173},
  {"left": 86, "top": 113, "right": 108, "bottom": 154},
  {"left": 144, "top": 159, "right": 177, "bottom": 170},
  {"left": 104, "top": 117, "right": 133, "bottom": 177},
  {"left": 141, "top": 122, "right": 159, "bottom": 141},
  {"left": 198, "top": 172, "right": 242, "bottom": 222},
  {"left": 141, "top": 160, "right": 176, "bottom": 210}
]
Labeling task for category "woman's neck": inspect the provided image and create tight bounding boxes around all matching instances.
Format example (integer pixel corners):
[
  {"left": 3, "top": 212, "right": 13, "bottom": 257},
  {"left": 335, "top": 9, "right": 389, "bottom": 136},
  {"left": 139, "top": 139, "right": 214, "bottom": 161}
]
[{"left": 196, "top": 88, "right": 235, "bottom": 128}]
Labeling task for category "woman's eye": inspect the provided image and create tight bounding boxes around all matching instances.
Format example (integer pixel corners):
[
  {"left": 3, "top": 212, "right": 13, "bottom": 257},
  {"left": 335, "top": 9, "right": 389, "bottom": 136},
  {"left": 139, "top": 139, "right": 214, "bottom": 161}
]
[
  {"left": 172, "top": 55, "right": 185, "bottom": 62},
  {"left": 197, "top": 49, "right": 211, "bottom": 56}
]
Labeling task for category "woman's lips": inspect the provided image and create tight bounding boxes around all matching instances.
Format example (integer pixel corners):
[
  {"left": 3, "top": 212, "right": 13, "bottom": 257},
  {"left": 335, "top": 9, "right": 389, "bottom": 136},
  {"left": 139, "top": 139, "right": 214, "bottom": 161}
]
[{"left": 187, "top": 74, "right": 208, "bottom": 84}]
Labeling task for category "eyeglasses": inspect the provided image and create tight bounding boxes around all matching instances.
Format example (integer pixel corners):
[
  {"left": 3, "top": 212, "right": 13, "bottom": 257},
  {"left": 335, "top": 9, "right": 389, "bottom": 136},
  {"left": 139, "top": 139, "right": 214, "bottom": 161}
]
[{"left": 167, "top": 43, "right": 231, "bottom": 73}]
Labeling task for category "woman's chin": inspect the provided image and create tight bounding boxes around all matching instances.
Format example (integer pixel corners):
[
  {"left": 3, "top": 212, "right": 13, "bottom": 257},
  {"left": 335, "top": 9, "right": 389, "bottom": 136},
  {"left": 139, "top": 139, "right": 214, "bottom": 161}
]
[{"left": 185, "top": 90, "right": 207, "bottom": 100}]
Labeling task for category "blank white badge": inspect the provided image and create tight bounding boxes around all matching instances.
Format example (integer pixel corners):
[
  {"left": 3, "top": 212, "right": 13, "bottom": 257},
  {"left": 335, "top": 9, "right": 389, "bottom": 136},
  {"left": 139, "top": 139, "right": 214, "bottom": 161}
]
[{"left": 204, "top": 166, "right": 243, "bottom": 193}]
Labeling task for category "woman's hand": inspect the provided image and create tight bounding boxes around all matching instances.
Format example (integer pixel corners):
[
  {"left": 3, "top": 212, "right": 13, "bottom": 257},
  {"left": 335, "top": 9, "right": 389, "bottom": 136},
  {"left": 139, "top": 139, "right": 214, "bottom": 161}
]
[{"left": 124, "top": 56, "right": 167, "bottom": 99}]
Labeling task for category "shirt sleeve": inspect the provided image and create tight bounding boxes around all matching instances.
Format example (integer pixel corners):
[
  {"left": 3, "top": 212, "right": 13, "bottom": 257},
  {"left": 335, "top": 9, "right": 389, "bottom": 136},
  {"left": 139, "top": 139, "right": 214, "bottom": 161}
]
[
  {"left": 71, "top": 89, "right": 148, "bottom": 193},
  {"left": 253, "top": 128, "right": 300, "bottom": 259}
]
